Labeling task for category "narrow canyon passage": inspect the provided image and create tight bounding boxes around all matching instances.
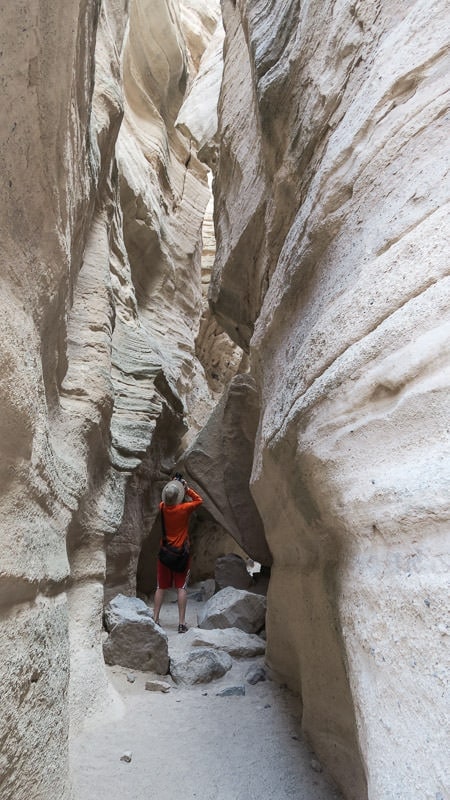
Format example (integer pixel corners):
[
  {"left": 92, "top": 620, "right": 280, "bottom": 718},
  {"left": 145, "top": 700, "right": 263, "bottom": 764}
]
[
  {"left": 0, "top": 2, "right": 448, "bottom": 800},
  {"left": 71, "top": 594, "right": 343, "bottom": 800}
]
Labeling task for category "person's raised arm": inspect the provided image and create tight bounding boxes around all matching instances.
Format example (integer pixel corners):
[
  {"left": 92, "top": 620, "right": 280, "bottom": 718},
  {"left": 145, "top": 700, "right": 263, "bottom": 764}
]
[{"left": 185, "top": 486, "right": 203, "bottom": 508}]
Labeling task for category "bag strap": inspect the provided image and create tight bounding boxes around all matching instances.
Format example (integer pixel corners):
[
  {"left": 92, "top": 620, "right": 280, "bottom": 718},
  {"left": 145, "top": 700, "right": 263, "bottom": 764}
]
[{"left": 160, "top": 507, "right": 168, "bottom": 545}]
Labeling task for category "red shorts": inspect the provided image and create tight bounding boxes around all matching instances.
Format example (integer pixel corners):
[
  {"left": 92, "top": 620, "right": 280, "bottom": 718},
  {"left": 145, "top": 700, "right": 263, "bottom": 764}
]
[{"left": 157, "top": 557, "right": 191, "bottom": 590}]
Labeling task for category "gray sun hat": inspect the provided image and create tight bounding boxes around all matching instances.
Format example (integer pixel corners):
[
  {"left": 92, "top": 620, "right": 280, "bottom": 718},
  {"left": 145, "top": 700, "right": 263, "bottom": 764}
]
[{"left": 162, "top": 480, "right": 184, "bottom": 506}]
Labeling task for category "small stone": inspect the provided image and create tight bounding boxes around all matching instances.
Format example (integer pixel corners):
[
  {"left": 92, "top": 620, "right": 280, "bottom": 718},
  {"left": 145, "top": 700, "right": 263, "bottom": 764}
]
[
  {"left": 311, "top": 759, "right": 323, "bottom": 773},
  {"left": 246, "top": 665, "right": 266, "bottom": 685},
  {"left": 264, "top": 704, "right": 271, "bottom": 709},
  {"left": 216, "top": 685, "right": 246, "bottom": 697},
  {"left": 126, "top": 674, "right": 136, "bottom": 683},
  {"left": 145, "top": 680, "right": 171, "bottom": 693},
  {"left": 424, "top": 598, "right": 431, "bottom": 607},
  {"left": 120, "top": 751, "right": 132, "bottom": 763}
]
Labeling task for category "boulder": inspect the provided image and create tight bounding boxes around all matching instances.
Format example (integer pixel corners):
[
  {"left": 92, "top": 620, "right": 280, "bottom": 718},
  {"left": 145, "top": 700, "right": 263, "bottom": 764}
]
[
  {"left": 214, "top": 553, "right": 254, "bottom": 591},
  {"left": 197, "top": 587, "right": 266, "bottom": 633},
  {"left": 103, "top": 594, "right": 169, "bottom": 674},
  {"left": 182, "top": 627, "right": 266, "bottom": 658},
  {"left": 170, "top": 647, "right": 232, "bottom": 685}
]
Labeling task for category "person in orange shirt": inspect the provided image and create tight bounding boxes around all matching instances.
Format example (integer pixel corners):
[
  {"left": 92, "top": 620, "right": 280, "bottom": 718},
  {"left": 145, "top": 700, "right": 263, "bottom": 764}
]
[{"left": 153, "top": 476, "right": 203, "bottom": 633}]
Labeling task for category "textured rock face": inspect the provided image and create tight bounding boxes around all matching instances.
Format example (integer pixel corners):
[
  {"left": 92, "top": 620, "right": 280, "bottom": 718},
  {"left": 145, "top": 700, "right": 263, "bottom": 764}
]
[
  {"left": 213, "top": 1, "right": 449, "bottom": 798},
  {"left": 0, "top": 1, "right": 228, "bottom": 797},
  {"left": 0, "top": 2, "right": 127, "bottom": 797},
  {"left": 103, "top": 594, "right": 169, "bottom": 673},
  {"left": 181, "top": 374, "right": 272, "bottom": 565},
  {"left": 170, "top": 646, "right": 233, "bottom": 685},
  {"left": 197, "top": 587, "right": 266, "bottom": 634},
  {"left": 103, "top": 0, "right": 241, "bottom": 604},
  {"left": 181, "top": 626, "right": 266, "bottom": 658}
]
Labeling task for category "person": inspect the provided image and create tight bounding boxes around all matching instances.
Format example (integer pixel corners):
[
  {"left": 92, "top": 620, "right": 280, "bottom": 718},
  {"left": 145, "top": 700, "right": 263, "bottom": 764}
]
[{"left": 153, "top": 476, "right": 203, "bottom": 633}]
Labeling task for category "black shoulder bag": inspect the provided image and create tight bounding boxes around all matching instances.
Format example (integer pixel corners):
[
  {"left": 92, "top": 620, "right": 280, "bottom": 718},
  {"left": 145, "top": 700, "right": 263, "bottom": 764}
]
[{"left": 158, "top": 509, "right": 190, "bottom": 573}]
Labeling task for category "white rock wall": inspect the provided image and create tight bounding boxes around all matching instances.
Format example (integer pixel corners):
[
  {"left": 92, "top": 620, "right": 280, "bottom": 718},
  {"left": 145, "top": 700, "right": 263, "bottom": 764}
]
[
  {"left": 0, "top": 2, "right": 123, "bottom": 796},
  {"left": 0, "top": 0, "right": 228, "bottom": 796},
  {"left": 213, "top": 1, "right": 450, "bottom": 798}
]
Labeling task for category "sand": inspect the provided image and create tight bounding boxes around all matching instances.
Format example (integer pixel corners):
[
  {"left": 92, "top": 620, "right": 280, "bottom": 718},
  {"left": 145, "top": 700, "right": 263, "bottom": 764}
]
[{"left": 71, "top": 588, "right": 342, "bottom": 800}]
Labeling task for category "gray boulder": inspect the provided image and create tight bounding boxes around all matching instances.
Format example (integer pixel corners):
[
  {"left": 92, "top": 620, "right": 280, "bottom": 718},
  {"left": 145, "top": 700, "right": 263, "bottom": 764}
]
[
  {"left": 197, "top": 587, "right": 266, "bottom": 634},
  {"left": 214, "top": 553, "right": 254, "bottom": 591},
  {"left": 170, "top": 648, "right": 232, "bottom": 685},
  {"left": 103, "top": 594, "right": 169, "bottom": 674},
  {"left": 182, "top": 627, "right": 266, "bottom": 658}
]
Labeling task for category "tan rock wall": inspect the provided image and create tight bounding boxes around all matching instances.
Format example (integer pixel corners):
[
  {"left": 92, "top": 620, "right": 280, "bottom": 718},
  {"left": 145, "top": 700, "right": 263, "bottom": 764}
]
[
  {"left": 0, "top": 2, "right": 124, "bottom": 796},
  {"left": 0, "top": 0, "right": 228, "bottom": 796},
  {"left": 214, "top": 1, "right": 450, "bottom": 798}
]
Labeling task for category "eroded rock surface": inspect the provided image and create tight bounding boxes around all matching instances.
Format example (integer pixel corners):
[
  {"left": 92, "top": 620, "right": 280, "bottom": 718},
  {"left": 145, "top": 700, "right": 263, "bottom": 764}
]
[
  {"left": 214, "top": 553, "right": 254, "bottom": 591},
  {"left": 0, "top": 1, "right": 229, "bottom": 797},
  {"left": 170, "top": 647, "right": 233, "bottom": 685},
  {"left": 103, "top": 594, "right": 169, "bottom": 673},
  {"left": 198, "top": 587, "right": 266, "bottom": 634},
  {"left": 1, "top": 1, "right": 448, "bottom": 799},
  {"left": 181, "top": 374, "right": 272, "bottom": 565},
  {"left": 212, "top": 1, "right": 450, "bottom": 798},
  {"left": 181, "top": 626, "right": 266, "bottom": 658}
]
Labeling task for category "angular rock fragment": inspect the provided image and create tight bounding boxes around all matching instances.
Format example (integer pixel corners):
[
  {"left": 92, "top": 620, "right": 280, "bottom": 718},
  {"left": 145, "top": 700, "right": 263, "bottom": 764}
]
[
  {"left": 214, "top": 553, "right": 254, "bottom": 591},
  {"left": 216, "top": 685, "right": 245, "bottom": 697},
  {"left": 245, "top": 665, "right": 266, "bottom": 685},
  {"left": 197, "top": 587, "right": 266, "bottom": 633},
  {"left": 170, "top": 647, "right": 232, "bottom": 685},
  {"left": 145, "top": 680, "right": 171, "bottom": 693},
  {"left": 103, "top": 594, "right": 169, "bottom": 674},
  {"left": 182, "top": 626, "right": 266, "bottom": 657}
]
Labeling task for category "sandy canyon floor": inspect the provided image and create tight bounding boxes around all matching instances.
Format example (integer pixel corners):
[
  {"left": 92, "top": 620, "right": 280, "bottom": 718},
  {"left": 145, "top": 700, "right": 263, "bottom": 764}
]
[{"left": 72, "top": 589, "right": 343, "bottom": 800}]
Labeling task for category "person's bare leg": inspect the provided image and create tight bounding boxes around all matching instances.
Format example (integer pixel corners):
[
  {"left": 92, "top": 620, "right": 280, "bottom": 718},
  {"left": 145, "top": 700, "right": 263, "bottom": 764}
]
[
  {"left": 153, "top": 588, "right": 165, "bottom": 625},
  {"left": 177, "top": 588, "right": 187, "bottom": 628}
]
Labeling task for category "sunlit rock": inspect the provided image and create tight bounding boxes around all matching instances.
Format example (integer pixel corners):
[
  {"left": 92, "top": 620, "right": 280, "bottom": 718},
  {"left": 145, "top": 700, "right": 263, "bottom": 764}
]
[{"left": 213, "top": 1, "right": 450, "bottom": 797}]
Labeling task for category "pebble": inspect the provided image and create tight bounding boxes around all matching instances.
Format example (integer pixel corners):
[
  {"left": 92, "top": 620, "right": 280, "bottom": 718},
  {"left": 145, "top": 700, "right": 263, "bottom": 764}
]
[
  {"left": 145, "top": 680, "right": 171, "bottom": 693},
  {"left": 216, "top": 685, "right": 246, "bottom": 697},
  {"left": 246, "top": 665, "right": 266, "bottom": 685},
  {"left": 311, "top": 758, "right": 323, "bottom": 773},
  {"left": 126, "top": 674, "right": 136, "bottom": 683},
  {"left": 120, "top": 752, "right": 132, "bottom": 763}
]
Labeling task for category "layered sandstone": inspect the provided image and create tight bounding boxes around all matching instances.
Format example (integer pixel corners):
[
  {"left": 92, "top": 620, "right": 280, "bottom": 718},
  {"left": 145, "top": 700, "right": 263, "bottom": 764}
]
[
  {"left": 0, "top": 2, "right": 233, "bottom": 798},
  {"left": 213, "top": 2, "right": 450, "bottom": 798}
]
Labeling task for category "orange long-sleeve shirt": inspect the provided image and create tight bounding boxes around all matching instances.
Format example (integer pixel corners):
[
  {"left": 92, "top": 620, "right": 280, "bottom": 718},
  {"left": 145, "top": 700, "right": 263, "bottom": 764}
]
[{"left": 159, "top": 487, "right": 203, "bottom": 548}]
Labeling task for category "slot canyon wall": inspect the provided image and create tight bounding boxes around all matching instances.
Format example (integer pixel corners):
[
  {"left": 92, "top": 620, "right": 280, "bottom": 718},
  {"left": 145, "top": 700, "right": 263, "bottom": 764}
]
[
  {"left": 210, "top": 1, "right": 449, "bottom": 799},
  {"left": 0, "top": 2, "right": 246, "bottom": 798},
  {"left": 0, "top": 2, "right": 448, "bottom": 800}
]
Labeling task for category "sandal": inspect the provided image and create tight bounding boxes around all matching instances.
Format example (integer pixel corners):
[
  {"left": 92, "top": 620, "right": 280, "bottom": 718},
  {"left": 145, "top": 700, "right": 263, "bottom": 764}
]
[{"left": 178, "top": 624, "right": 188, "bottom": 634}]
